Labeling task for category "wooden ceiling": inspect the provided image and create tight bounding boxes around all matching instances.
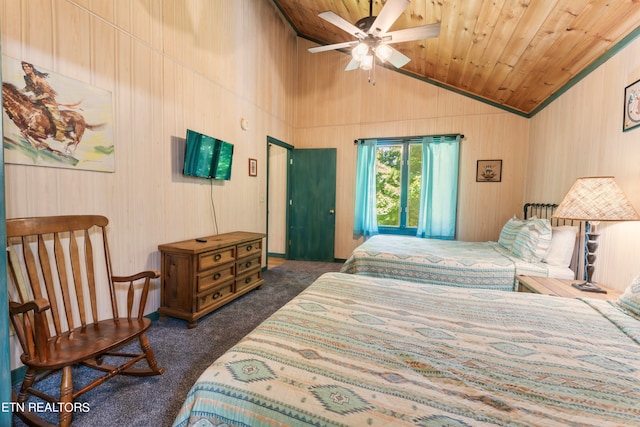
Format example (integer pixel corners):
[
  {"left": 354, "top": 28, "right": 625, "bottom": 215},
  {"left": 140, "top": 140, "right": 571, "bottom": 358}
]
[{"left": 273, "top": 0, "right": 640, "bottom": 116}]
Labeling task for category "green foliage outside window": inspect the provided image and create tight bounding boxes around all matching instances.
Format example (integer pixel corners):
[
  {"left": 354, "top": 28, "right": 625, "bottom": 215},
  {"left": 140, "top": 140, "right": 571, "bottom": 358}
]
[
  {"left": 376, "top": 145, "right": 401, "bottom": 226},
  {"left": 407, "top": 144, "right": 422, "bottom": 227},
  {"left": 376, "top": 142, "right": 423, "bottom": 229}
]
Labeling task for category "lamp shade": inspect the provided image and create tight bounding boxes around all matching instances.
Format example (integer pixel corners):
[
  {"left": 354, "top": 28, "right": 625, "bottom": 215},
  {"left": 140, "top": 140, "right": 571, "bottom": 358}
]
[
  {"left": 375, "top": 44, "right": 392, "bottom": 62},
  {"left": 359, "top": 55, "right": 374, "bottom": 70},
  {"left": 553, "top": 176, "right": 640, "bottom": 221},
  {"left": 352, "top": 43, "right": 369, "bottom": 61}
]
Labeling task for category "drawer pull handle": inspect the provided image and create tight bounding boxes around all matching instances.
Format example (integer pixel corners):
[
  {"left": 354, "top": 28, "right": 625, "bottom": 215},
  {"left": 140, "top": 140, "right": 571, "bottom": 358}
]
[
  {"left": 246, "top": 245, "right": 252, "bottom": 252},
  {"left": 245, "top": 277, "right": 252, "bottom": 284},
  {"left": 214, "top": 254, "right": 222, "bottom": 261},
  {"left": 214, "top": 273, "right": 221, "bottom": 280},
  {"left": 212, "top": 291, "right": 222, "bottom": 300},
  {"left": 245, "top": 261, "right": 252, "bottom": 268}
]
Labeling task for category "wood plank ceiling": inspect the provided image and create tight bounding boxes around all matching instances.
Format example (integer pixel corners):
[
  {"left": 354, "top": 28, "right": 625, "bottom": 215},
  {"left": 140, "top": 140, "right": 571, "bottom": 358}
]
[{"left": 273, "top": 0, "right": 640, "bottom": 116}]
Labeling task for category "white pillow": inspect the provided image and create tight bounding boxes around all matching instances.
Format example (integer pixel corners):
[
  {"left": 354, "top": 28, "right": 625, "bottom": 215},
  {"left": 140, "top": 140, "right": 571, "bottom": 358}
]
[
  {"left": 543, "top": 226, "right": 578, "bottom": 267},
  {"left": 511, "top": 218, "right": 552, "bottom": 262}
]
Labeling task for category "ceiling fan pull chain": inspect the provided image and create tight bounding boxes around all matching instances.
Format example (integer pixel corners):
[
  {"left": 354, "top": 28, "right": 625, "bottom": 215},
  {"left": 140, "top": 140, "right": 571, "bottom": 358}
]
[
  {"left": 370, "top": 57, "right": 377, "bottom": 86},
  {"left": 371, "top": 60, "right": 376, "bottom": 86}
]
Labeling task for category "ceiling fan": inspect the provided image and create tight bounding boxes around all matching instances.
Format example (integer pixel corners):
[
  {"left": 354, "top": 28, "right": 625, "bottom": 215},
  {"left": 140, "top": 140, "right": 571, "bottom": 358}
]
[{"left": 308, "top": 0, "right": 440, "bottom": 73}]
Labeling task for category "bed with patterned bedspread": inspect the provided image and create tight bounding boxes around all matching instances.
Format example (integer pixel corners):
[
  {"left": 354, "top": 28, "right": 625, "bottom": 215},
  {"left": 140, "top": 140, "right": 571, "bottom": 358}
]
[
  {"left": 173, "top": 272, "right": 640, "bottom": 427},
  {"left": 339, "top": 234, "right": 570, "bottom": 291}
]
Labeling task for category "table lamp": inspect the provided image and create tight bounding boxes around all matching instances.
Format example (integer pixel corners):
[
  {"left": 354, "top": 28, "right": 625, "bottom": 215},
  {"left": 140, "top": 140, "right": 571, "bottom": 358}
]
[{"left": 552, "top": 176, "right": 640, "bottom": 293}]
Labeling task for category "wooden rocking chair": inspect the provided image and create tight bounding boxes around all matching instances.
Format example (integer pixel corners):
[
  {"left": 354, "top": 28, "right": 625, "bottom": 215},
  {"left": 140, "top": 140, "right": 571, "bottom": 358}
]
[{"left": 7, "top": 215, "right": 164, "bottom": 426}]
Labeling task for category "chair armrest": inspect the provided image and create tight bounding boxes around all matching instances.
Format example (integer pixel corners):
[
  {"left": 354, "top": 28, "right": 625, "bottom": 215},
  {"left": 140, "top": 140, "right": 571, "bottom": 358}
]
[
  {"left": 112, "top": 270, "right": 160, "bottom": 319},
  {"left": 9, "top": 298, "right": 50, "bottom": 315},
  {"left": 112, "top": 270, "right": 160, "bottom": 283},
  {"left": 9, "top": 299, "right": 51, "bottom": 362}
]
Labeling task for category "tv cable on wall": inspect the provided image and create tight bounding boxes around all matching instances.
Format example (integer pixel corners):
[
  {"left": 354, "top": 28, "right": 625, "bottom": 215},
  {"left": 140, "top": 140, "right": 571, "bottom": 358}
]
[{"left": 209, "top": 180, "right": 219, "bottom": 235}]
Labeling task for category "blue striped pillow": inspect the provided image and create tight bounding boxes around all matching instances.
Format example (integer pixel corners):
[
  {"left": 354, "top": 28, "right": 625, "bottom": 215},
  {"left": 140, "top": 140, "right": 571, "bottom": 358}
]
[
  {"left": 511, "top": 218, "right": 552, "bottom": 262},
  {"left": 498, "top": 216, "right": 526, "bottom": 251},
  {"left": 618, "top": 275, "right": 640, "bottom": 317}
]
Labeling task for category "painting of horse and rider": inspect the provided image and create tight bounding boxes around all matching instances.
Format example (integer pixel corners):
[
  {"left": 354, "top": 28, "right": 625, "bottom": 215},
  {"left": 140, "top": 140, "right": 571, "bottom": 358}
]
[{"left": 1, "top": 55, "right": 114, "bottom": 172}]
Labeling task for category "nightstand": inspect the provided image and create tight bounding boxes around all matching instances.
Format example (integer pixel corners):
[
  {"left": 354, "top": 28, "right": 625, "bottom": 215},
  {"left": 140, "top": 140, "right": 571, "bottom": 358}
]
[{"left": 516, "top": 275, "right": 622, "bottom": 301}]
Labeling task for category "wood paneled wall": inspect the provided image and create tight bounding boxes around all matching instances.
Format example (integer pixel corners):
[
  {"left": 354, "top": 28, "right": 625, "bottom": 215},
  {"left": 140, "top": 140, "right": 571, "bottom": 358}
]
[
  {"left": 1, "top": 0, "right": 296, "bottom": 370},
  {"left": 527, "top": 36, "right": 640, "bottom": 291},
  {"left": 294, "top": 39, "right": 531, "bottom": 259}
]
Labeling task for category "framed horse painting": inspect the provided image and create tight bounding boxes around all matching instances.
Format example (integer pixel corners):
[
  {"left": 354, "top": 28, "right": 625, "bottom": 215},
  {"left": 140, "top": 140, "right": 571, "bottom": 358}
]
[{"left": 1, "top": 55, "right": 115, "bottom": 172}]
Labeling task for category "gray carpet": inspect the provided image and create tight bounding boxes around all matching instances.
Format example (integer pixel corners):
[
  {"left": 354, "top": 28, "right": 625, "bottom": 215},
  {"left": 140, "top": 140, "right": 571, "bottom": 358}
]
[{"left": 13, "top": 260, "right": 343, "bottom": 427}]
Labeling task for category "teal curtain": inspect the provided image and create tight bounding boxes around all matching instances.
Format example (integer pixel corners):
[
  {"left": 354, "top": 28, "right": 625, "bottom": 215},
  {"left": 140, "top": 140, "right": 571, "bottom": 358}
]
[
  {"left": 353, "top": 139, "right": 379, "bottom": 236},
  {"left": 416, "top": 135, "right": 460, "bottom": 239}
]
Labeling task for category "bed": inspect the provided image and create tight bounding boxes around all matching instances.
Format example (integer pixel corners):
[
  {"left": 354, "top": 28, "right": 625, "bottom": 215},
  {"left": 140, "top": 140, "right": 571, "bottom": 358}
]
[
  {"left": 340, "top": 204, "right": 579, "bottom": 291},
  {"left": 173, "top": 272, "right": 640, "bottom": 427}
]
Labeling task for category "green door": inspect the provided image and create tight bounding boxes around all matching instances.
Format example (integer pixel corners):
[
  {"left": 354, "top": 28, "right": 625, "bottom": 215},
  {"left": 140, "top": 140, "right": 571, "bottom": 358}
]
[{"left": 289, "top": 148, "right": 336, "bottom": 261}]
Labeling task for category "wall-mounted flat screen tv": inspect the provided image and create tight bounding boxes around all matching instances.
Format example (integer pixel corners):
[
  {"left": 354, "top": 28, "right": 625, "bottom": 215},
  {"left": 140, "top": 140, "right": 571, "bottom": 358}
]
[{"left": 183, "top": 129, "right": 233, "bottom": 180}]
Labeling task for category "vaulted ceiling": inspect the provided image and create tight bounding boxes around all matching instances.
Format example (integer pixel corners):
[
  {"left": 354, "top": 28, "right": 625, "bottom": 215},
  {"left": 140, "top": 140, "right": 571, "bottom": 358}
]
[{"left": 273, "top": 0, "right": 640, "bottom": 116}]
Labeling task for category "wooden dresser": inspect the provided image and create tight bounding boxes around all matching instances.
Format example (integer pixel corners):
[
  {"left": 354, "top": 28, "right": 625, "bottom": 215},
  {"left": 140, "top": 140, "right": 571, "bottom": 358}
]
[{"left": 158, "top": 231, "right": 265, "bottom": 328}]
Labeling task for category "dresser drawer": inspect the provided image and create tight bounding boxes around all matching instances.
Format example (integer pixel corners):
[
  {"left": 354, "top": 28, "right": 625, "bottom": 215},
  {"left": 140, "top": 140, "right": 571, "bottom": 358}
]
[
  {"left": 197, "top": 264, "right": 235, "bottom": 293},
  {"left": 237, "top": 239, "right": 262, "bottom": 259},
  {"left": 198, "top": 247, "right": 235, "bottom": 271},
  {"left": 197, "top": 282, "right": 234, "bottom": 312},
  {"left": 235, "top": 269, "right": 263, "bottom": 293},
  {"left": 236, "top": 255, "right": 261, "bottom": 276}
]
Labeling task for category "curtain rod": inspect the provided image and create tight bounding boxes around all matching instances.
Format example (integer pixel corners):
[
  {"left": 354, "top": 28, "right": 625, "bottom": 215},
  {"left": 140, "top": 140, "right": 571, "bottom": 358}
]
[{"left": 354, "top": 134, "right": 465, "bottom": 144}]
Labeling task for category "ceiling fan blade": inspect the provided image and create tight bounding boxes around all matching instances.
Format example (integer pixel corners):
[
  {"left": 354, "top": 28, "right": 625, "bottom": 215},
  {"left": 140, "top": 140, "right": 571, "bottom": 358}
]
[
  {"left": 386, "top": 46, "right": 411, "bottom": 68},
  {"left": 318, "top": 11, "right": 366, "bottom": 38},
  {"left": 368, "top": 0, "right": 409, "bottom": 35},
  {"left": 308, "top": 41, "right": 358, "bottom": 53},
  {"left": 385, "top": 23, "right": 441, "bottom": 44},
  {"left": 344, "top": 58, "right": 361, "bottom": 71}
]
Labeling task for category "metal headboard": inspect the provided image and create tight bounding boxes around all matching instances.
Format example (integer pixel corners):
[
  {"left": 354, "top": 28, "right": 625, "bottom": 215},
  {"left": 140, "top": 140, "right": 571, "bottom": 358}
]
[{"left": 523, "top": 203, "right": 558, "bottom": 220}]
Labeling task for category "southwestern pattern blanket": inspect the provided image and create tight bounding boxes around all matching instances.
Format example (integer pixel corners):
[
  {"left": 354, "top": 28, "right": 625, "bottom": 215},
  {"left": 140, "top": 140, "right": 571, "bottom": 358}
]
[{"left": 174, "top": 272, "right": 640, "bottom": 427}]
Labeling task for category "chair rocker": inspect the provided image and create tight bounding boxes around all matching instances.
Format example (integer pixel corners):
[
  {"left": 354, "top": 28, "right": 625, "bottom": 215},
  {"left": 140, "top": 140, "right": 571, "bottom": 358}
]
[{"left": 7, "top": 215, "right": 164, "bottom": 426}]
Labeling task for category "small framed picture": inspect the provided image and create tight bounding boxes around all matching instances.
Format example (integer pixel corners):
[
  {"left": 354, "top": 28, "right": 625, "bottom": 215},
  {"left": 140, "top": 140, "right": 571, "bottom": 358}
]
[
  {"left": 476, "top": 160, "right": 502, "bottom": 182},
  {"left": 623, "top": 78, "right": 640, "bottom": 132},
  {"left": 248, "top": 158, "right": 257, "bottom": 177}
]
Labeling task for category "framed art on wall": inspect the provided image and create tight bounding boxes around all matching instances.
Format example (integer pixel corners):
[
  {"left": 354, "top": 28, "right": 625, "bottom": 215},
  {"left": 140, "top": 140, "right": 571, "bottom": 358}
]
[
  {"left": 476, "top": 160, "right": 502, "bottom": 182},
  {"left": 1, "top": 55, "right": 115, "bottom": 172},
  {"left": 249, "top": 158, "right": 257, "bottom": 176},
  {"left": 623, "top": 78, "right": 640, "bottom": 132}
]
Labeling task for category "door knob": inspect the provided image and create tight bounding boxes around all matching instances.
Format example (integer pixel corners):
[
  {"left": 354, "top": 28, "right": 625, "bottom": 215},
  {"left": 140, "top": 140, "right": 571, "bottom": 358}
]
[{"left": 329, "top": 209, "right": 335, "bottom": 215}]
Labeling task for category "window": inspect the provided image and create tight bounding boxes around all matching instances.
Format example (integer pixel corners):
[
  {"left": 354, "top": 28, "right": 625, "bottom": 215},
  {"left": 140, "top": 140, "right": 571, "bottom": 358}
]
[
  {"left": 354, "top": 135, "right": 461, "bottom": 239},
  {"left": 375, "top": 141, "right": 422, "bottom": 233}
]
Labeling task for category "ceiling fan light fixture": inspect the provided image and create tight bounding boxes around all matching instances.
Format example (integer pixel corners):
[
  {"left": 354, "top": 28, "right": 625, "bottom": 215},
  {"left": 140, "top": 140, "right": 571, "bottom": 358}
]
[
  {"left": 360, "top": 54, "right": 374, "bottom": 70},
  {"left": 311, "top": 0, "right": 440, "bottom": 81},
  {"left": 375, "top": 43, "right": 392, "bottom": 62},
  {"left": 352, "top": 42, "right": 369, "bottom": 61}
]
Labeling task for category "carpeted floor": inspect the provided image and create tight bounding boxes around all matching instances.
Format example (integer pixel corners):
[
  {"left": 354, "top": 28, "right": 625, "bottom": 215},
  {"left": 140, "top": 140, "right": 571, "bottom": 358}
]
[{"left": 13, "top": 260, "right": 343, "bottom": 427}]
